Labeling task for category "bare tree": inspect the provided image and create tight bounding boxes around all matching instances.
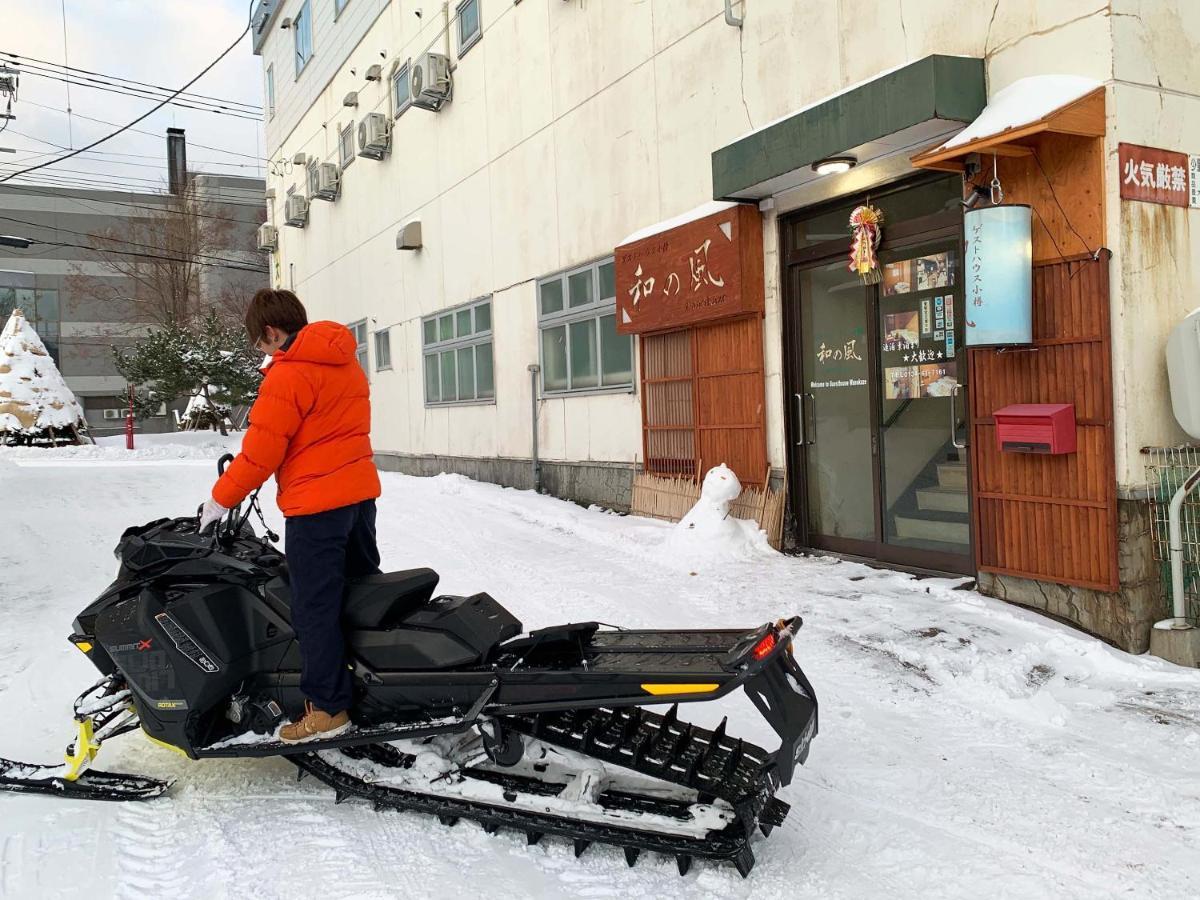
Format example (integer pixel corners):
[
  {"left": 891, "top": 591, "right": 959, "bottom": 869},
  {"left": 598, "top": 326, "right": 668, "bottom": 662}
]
[{"left": 64, "top": 183, "right": 265, "bottom": 331}]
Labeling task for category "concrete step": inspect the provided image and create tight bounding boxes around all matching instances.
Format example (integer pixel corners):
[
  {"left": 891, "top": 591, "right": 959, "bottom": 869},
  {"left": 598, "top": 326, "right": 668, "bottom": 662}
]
[
  {"left": 936, "top": 461, "right": 968, "bottom": 491},
  {"left": 893, "top": 514, "right": 970, "bottom": 546},
  {"left": 916, "top": 485, "right": 969, "bottom": 514}
]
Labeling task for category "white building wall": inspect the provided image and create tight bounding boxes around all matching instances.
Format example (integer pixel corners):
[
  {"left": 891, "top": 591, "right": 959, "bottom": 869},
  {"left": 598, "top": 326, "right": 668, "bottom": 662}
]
[
  {"left": 258, "top": 0, "right": 1198, "bottom": 487},
  {"left": 1106, "top": 0, "right": 1200, "bottom": 488}
]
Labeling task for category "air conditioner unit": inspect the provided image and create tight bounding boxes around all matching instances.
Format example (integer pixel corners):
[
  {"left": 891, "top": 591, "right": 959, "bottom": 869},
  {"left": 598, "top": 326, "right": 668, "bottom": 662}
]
[
  {"left": 410, "top": 52, "right": 452, "bottom": 111},
  {"left": 102, "top": 409, "right": 123, "bottom": 420},
  {"left": 313, "top": 163, "right": 340, "bottom": 201},
  {"left": 284, "top": 194, "right": 309, "bottom": 227},
  {"left": 357, "top": 113, "right": 391, "bottom": 160},
  {"left": 257, "top": 223, "right": 279, "bottom": 251}
]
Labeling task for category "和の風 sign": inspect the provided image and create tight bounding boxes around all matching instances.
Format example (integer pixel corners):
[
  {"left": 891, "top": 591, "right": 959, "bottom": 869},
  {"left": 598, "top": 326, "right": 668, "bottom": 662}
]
[
  {"left": 614, "top": 204, "right": 763, "bottom": 335},
  {"left": 1118, "top": 142, "right": 1192, "bottom": 208}
]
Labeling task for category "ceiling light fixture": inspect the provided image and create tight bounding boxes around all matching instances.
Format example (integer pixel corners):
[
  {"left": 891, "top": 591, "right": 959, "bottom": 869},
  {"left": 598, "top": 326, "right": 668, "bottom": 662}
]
[{"left": 811, "top": 155, "right": 857, "bottom": 176}]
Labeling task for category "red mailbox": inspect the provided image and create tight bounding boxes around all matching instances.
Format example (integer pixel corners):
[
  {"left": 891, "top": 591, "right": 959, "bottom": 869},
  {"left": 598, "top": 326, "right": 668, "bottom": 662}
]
[{"left": 993, "top": 403, "right": 1076, "bottom": 454}]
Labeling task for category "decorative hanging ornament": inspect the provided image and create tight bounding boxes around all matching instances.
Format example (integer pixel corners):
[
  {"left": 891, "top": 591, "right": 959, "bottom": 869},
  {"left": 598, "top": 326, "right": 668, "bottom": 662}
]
[{"left": 848, "top": 204, "right": 884, "bottom": 284}]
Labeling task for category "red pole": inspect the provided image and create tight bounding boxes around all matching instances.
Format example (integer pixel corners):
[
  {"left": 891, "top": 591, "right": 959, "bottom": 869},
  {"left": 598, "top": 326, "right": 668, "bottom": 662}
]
[{"left": 125, "top": 385, "right": 135, "bottom": 450}]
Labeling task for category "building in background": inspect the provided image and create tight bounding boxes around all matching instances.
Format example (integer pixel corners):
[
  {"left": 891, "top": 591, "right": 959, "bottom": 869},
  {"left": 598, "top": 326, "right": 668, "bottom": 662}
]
[
  {"left": 251, "top": 0, "right": 1200, "bottom": 655},
  {"left": 0, "top": 171, "right": 267, "bottom": 436}
]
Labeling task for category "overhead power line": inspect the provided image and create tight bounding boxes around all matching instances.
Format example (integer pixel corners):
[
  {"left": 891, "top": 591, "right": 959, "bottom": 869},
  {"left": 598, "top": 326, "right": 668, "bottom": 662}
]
[
  {"left": 15, "top": 66, "right": 264, "bottom": 121},
  {"left": 4, "top": 127, "right": 261, "bottom": 168},
  {"left": 0, "top": 211, "right": 269, "bottom": 270},
  {"left": 35, "top": 236, "right": 267, "bottom": 273},
  {"left": 0, "top": 50, "right": 262, "bottom": 112},
  {"left": 0, "top": 182, "right": 266, "bottom": 227},
  {"left": 0, "top": 2, "right": 256, "bottom": 184},
  {"left": 21, "top": 100, "right": 267, "bottom": 162}
]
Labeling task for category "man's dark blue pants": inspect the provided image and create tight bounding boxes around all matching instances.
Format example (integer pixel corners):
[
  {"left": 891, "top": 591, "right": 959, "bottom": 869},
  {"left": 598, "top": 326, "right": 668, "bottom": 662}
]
[{"left": 284, "top": 499, "right": 380, "bottom": 714}]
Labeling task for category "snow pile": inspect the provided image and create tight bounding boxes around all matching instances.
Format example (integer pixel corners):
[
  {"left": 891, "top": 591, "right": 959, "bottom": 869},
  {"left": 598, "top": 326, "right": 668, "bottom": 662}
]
[
  {"left": 662, "top": 464, "right": 774, "bottom": 567},
  {"left": 0, "top": 309, "right": 86, "bottom": 437},
  {"left": 938, "top": 74, "right": 1102, "bottom": 151},
  {"left": 619, "top": 200, "right": 740, "bottom": 247},
  {"left": 0, "top": 430, "right": 241, "bottom": 462}
]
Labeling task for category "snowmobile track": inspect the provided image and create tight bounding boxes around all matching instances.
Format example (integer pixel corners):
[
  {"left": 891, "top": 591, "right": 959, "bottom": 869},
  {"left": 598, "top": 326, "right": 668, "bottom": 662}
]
[
  {"left": 292, "top": 749, "right": 763, "bottom": 877},
  {"left": 289, "top": 704, "right": 792, "bottom": 878},
  {"left": 501, "top": 704, "right": 790, "bottom": 834}
]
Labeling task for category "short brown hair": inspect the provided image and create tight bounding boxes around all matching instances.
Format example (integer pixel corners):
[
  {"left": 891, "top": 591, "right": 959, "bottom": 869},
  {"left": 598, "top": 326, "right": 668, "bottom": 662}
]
[{"left": 245, "top": 289, "right": 308, "bottom": 344}]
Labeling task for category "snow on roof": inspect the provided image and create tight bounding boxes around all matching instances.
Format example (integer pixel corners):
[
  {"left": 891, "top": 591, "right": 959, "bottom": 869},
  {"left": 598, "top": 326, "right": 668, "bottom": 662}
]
[
  {"left": 619, "top": 200, "right": 741, "bottom": 247},
  {"left": 0, "top": 309, "right": 86, "bottom": 434},
  {"left": 938, "top": 74, "right": 1103, "bottom": 151}
]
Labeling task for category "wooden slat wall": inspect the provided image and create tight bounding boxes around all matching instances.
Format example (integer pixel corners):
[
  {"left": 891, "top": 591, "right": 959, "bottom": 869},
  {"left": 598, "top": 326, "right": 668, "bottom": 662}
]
[
  {"left": 968, "top": 256, "right": 1118, "bottom": 591},
  {"left": 641, "top": 316, "right": 768, "bottom": 487}
]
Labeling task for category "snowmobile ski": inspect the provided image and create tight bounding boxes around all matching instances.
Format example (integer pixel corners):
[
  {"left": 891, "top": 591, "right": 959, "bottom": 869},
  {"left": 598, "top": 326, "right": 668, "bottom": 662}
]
[{"left": 0, "top": 757, "right": 169, "bottom": 801}]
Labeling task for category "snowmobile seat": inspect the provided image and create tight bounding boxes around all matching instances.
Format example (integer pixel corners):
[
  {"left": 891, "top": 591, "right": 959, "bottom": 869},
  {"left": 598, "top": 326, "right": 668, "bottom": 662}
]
[{"left": 342, "top": 569, "right": 440, "bottom": 629}]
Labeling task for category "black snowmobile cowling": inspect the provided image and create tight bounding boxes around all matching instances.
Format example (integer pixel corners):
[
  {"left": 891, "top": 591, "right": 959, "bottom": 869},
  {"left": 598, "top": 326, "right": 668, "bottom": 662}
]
[{"left": 6, "top": 471, "right": 817, "bottom": 878}]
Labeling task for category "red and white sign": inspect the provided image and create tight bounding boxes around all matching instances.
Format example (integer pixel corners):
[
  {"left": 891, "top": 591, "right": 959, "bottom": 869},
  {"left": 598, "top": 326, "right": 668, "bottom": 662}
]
[{"left": 1118, "top": 142, "right": 1192, "bottom": 208}]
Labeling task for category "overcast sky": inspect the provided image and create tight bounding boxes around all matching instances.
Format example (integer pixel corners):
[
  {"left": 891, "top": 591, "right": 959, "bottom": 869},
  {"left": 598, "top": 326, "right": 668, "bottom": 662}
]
[{"left": 2, "top": 0, "right": 268, "bottom": 191}]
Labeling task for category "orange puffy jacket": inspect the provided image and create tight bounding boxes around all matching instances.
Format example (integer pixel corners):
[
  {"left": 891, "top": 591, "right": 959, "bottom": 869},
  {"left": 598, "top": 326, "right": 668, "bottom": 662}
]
[{"left": 212, "top": 321, "right": 381, "bottom": 517}]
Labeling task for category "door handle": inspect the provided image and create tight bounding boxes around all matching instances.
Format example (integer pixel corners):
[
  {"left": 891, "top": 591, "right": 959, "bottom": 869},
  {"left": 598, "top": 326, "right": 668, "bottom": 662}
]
[
  {"left": 794, "top": 393, "right": 805, "bottom": 446},
  {"left": 950, "top": 383, "right": 968, "bottom": 450},
  {"left": 803, "top": 392, "right": 816, "bottom": 445}
]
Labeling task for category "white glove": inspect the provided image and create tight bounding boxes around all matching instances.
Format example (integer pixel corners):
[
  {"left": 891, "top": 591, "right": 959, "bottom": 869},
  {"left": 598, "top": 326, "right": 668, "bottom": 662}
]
[{"left": 198, "top": 497, "right": 228, "bottom": 534}]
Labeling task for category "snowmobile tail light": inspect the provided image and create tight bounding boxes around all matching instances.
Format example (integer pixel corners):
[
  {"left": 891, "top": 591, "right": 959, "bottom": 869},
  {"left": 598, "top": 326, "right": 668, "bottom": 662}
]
[
  {"left": 640, "top": 683, "right": 719, "bottom": 696},
  {"left": 752, "top": 633, "right": 777, "bottom": 661}
]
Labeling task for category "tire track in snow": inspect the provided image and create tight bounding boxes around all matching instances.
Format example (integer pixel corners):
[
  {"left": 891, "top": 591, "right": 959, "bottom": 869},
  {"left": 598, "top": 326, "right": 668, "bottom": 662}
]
[{"left": 113, "top": 800, "right": 189, "bottom": 899}]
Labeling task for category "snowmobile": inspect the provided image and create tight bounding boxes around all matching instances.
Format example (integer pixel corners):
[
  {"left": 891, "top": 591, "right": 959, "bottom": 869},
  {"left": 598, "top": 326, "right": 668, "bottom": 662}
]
[{"left": 0, "top": 455, "right": 818, "bottom": 878}]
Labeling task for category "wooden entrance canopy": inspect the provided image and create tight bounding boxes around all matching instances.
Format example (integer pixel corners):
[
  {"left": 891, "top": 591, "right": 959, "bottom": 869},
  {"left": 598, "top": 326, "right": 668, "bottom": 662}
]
[{"left": 911, "top": 82, "right": 1105, "bottom": 172}]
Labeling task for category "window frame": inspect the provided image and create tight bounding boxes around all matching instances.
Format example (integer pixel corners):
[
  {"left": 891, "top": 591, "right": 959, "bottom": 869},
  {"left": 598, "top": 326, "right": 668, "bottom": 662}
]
[
  {"left": 421, "top": 296, "right": 495, "bottom": 407},
  {"left": 338, "top": 122, "right": 355, "bottom": 171},
  {"left": 265, "top": 64, "right": 276, "bottom": 119},
  {"left": 348, "top": 318, "right": 369, "bottom": 374},
  {"left": 391, "top": 58, "right": 413, "bottom": 119},
  {"left": 455, "top": 0, "right": 483, "bottom": 57},
  {"left": 293, "top": 0, "right": 313, "bottom": 78},
  {"left": 536, "top": 257, "right": 634, "bottom": 397},
  {"left": 374, "top": 328, "right": 392, "bottom": 371}
]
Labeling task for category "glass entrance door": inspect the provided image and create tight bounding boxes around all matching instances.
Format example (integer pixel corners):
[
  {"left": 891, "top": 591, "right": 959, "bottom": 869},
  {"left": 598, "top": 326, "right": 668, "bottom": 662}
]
[
  {"left": 877, "top": 238, "right": 970, "bottom": 564},
  {"left": 792, "top": 258, "right": 876, "bottom": 555},
  {"left": 784, "top": 177, "right": 972, "bottom": 574}
]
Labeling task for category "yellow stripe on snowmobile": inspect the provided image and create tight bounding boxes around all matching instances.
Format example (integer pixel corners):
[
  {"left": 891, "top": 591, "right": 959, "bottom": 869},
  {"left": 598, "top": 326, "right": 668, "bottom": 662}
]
[
  {"left": 74, "top": 642, "right": 92, "bottom": 654},
  {"left": 640, "top": 683, "right": 720, "bottom": 696},
  {"left": 142, "top": 730, "right": 188, "bottom": 757}
]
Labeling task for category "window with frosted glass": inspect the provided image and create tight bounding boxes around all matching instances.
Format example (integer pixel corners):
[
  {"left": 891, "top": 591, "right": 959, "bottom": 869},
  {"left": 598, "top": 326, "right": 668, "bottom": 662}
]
[
  {"left": 535, "top": 257, "right": 633, "bottom": 394},
  {"left": 420, "top": 297, "right": 494, "bottom": 405}
]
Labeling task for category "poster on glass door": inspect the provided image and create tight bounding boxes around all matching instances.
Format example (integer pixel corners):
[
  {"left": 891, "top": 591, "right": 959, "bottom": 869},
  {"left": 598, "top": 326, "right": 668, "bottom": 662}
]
[{"left": 880, "top": 250, "right": 958, "bottom": 400}]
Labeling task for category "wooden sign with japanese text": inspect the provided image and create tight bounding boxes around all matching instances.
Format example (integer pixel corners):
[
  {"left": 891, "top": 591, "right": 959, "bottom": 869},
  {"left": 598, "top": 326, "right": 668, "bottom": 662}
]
[
  {"left": 1118, "top": 142, "right": 1191, "bottom": 207},
  {"left": 614, "top": 203, "right": 764, "bottom": 335}
]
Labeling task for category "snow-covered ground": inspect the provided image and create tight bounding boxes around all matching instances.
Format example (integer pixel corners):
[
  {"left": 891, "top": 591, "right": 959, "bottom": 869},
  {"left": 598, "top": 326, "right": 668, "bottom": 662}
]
[{"left": 2, "top": 438, "right": 1199, "bottom": 899}]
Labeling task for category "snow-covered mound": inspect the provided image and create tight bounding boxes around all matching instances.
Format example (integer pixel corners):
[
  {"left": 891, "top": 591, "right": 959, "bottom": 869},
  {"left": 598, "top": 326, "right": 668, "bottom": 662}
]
[
  {"left": 0, "top": 309, "right": 86, "bottom": 438},
  {"left": 0, "top": 430, "right": 242, "bottom": 461},
  {"left": 663, "top": 464, "right": 774, "bottom": 567}
]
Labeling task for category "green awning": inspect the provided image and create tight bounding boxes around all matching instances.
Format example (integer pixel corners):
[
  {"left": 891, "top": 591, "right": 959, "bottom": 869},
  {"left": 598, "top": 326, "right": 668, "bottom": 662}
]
[{"left": 711, "top": 55, "right": 986, "bottom": 201}]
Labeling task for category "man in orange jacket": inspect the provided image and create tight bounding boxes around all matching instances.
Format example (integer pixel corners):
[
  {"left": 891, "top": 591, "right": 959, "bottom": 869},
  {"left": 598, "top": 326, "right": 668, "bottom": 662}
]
[{"left": 199, "top": 289, "right": 382, "bottom": 743}]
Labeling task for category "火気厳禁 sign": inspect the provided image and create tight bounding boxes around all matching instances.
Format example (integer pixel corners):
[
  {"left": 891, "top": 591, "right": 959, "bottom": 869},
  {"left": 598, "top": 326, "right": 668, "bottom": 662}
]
[{"left": 1118, "top": 142, "right": 1193, "bottom": 208}]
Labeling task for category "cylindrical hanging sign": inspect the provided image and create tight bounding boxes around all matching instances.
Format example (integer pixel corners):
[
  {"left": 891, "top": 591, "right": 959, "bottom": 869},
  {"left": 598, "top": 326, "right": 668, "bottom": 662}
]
[{"left": 963, "top": 203, "right": 1033, "bottom": 347}]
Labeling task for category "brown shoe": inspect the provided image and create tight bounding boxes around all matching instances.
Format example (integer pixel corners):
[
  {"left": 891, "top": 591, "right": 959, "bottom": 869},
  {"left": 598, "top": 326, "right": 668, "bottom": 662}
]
[{"left": 280, "top": 701, "right": 352, "bottom": 744}]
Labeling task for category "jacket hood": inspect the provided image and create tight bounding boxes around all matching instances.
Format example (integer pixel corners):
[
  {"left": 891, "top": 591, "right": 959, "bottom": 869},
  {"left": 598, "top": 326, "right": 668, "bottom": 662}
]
[{"left": 272, "top": 321, "right": 357, "bottom": 367}]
